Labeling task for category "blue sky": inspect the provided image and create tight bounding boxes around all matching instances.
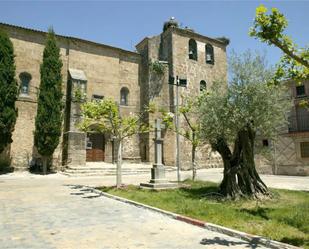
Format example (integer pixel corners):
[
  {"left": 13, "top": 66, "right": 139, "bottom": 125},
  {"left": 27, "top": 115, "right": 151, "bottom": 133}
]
[{"left": 0, "top": 1, "right": 308, "bottom": 67}]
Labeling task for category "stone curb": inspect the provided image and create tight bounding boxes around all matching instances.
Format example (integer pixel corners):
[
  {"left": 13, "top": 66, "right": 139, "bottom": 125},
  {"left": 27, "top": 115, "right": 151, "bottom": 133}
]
[{"left": 86, "top": 186, "right": 300, "bottom": 249}]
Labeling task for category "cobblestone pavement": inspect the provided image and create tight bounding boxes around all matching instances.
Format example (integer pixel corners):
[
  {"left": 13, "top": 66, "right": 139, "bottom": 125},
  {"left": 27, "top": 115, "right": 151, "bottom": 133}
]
[{"left": 0, "top": 175, "right": 268, "bottom": 249}]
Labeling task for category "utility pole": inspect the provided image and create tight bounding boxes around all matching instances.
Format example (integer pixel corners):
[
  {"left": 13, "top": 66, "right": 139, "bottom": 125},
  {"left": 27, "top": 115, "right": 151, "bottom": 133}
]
[
  {"left": 175, "top": 76, "right": 181, "bottom": 182},
  {"left": 169, "top": 75, "right": 187, "bottom": 183}
]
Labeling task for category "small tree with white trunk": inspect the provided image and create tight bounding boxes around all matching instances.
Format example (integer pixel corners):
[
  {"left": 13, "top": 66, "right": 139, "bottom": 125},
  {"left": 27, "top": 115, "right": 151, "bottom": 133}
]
[
  {"left": 160, "top": 96, "right": 204, "bottom": 181},
  {"left": 78, "top": 99, "right": 149, "bottom": 188}
]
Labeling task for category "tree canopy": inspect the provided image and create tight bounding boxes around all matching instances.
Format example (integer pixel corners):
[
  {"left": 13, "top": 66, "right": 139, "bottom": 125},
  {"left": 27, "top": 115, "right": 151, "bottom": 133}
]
[
  {"left": 34, "top": 28, "right": 63, "bottom": 173},
  {"left": 79, "top": 99, "right": 149, "bottom": 140},
  {"left": 0, "top": 29, "right": 18, "bottom": 154},
  {"left": 201, "top": 52, "right": 290, "bottom": 144},
  {"left": 250, "top": 4, "right": 309, "bottom": 84}
]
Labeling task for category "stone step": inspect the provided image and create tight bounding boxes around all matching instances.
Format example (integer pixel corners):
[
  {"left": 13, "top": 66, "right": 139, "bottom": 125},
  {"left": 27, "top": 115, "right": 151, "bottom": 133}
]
[
  {"left": 63, "top": 165, "right": 176, "bottom": 177},
  {"left": 62, "top": 172, "right": 151, "bottom": 177},
  {"left": 66, "top": 166, "right": 152, "bottom": 171},
  {"left": 64, "top": 169, "right": 176, "bottom": 174},
  {"left": 64, "top": 169, "right": 177, "bottom": 173}
]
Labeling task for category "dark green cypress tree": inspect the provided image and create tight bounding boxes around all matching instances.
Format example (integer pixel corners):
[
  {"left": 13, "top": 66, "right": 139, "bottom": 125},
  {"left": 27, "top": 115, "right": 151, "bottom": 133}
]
[
  {"left": 0, "top": 29, "right": 18, "bottom": 154},
  {"left": 34, "top": 28, "right": 63, "bottom": 174}
]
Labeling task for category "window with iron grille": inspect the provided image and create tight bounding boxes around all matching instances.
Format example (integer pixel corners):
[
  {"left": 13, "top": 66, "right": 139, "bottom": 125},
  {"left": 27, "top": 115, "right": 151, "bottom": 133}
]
[{"left": 300, "top": 142, "right": 309, "bottom": 158}]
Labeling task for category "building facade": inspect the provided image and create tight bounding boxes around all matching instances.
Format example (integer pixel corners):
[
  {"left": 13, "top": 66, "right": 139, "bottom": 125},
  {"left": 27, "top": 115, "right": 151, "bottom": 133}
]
[
  {"left": 258, "top": 80, "right": 309, "bottom": 176},
  {"left": 1, "top": 20, "right": 308, "bottom": 176},
  {"left": 0, "top": 19, "right": 228, "bottom": 172}
]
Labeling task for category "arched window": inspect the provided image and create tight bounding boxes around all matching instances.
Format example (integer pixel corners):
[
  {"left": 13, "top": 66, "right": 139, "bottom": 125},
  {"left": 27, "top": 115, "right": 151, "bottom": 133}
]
[
  {"left": 205, "top": 44, "right": 214, "bottom": 64},
  {"left": 120, "top": 87, "right": 129, "bottom": 106},
  {"left": 188, "top": 39, "right": 197, "bottom": 61},
  {"left": 19, "top": 72, "right": 32, "bottom": 95},
  {"left": 200, "top": 80, "right": 207, "bottom": 92}
]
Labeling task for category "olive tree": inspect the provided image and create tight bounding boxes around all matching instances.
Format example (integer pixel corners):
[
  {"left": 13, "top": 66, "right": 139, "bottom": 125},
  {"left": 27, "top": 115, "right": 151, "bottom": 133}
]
[
  {"left": 199, "top": 51, "right": 291, "bottom": 199},
  {"left": 78, "top": 99, "right": 149, "bottom": 188}
]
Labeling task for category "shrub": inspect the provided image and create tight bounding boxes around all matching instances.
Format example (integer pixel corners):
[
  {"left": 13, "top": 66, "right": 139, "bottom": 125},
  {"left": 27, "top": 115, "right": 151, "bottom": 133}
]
[{"left": 0, "top": 157, "right": 13, "bottom": 174}]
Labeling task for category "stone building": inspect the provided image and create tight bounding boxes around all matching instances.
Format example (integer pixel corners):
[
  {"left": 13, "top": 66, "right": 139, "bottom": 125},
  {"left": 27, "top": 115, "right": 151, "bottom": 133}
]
[
  {"left": 256, "top": 80, "right": 309, "bottom": 176},
  {"left": 0, "top": 19, "right": 228, "bottom": 172}
]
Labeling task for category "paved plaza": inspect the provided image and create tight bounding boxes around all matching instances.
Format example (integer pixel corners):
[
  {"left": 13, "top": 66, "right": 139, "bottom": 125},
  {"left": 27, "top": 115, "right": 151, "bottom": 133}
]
[{"left": 0, "top": 168, "right": 308, "bottom": 248}]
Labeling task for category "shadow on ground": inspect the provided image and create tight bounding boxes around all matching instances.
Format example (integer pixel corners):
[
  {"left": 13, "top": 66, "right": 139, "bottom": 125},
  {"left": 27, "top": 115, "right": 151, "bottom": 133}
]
[
  {"left": 178, "top": 183, "right": 223, "bottom": 200},
  {"left": 64, "top": 184, "right": 103, "bottom": 199},
  {"left": 239, "top": 207, "right": 273, "bottom": 220},
  {"left": 200, "top": 237, "right": 262, "bottom": 248},
  {"left": 281, "top": 237, "right": 307, "bottom": 247}
]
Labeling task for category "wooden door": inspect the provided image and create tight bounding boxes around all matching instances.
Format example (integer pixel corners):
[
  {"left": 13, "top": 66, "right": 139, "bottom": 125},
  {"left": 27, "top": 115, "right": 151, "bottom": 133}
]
[{"left": 86, "top": 133, "right": 105, "bottom": 162}]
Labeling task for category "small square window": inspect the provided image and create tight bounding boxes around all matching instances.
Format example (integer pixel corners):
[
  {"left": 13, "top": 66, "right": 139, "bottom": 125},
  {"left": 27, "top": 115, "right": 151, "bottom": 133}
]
[
  {"left": 300, "top": 142, "right": 309, "bottom": 158},
  {"left": 296, "top": 85, "right": 305, "bottom": 96},
  {"left": 92, "top": 94, "right": 104, "bottom": 101},
  {"left": 262, "top": 139, "right": 269, "bottom": 147}
]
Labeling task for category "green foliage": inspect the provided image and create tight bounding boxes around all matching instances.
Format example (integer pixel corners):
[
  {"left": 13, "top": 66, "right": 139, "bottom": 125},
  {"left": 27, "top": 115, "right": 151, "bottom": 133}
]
[
  {"left": 149, "top": 60, "right": 165, "bottom": 76},
  {"left": 73, "top": 86, "right": 86, "bottom": 103},
  {"left": 160, "top": 95, "right": 203, "bottom": 147},
  {"left": 144, "top": 101, "right": 156, "bottom": 114},
  {"left": 34, "top": 28, "right": 63, "bottom": 156},
  {"left": 199, "top": 51, "right": 291, "bottom": 145},
  {"left": 250, "top": 5, "right": 309, "bottom": 84},
  {"left": 0, "top": 29, "right": 18, "bottom": 153},
  {"left": 79, "top": 98, "right": 149, "bottom": 140},
  {"left": 100, "top": 180, "right": 309, "bottom": 248},
  {"left": 0, "top": 157, "right": 13, "bottom": 174},
  {"left": 79, "top": 98, "right": 150, "bottom": 187}
]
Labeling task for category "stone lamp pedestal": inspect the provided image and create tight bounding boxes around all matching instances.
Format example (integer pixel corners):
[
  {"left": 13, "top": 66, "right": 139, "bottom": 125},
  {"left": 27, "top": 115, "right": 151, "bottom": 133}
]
[{"left": 140, "top": 119, "right": 178, "bottom": 190}]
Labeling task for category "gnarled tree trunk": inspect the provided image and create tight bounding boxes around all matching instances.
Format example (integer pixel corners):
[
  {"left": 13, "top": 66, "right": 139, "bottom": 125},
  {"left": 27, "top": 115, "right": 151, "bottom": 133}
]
[
  {"left": 212, "top": 138, "right": 242, "bottom": 199},
  {"left": 236, "top": 126, "right": 268, "bottom": 198},
  {"left": 213, "top": 125, "right": 269, "bottom": 199}
]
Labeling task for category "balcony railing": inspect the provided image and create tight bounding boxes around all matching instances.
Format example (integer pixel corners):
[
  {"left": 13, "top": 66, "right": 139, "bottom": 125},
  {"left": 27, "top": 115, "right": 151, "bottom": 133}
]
[{"left": 288, "top": 114, "right": 309, "bottom": 132}]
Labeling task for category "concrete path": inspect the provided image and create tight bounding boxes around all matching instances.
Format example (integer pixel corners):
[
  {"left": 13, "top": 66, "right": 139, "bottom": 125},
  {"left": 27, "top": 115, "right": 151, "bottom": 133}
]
[
  {"left": 183, "top": 168, "right": 309, "bottom": 192},
  {"left": 0, "top": 175, "right": 268, "bottom": 249}
]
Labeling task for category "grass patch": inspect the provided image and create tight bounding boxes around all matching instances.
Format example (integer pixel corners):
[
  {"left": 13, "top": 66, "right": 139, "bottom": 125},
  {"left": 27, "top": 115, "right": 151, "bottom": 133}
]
[{"left": 98, "top": 180, "right": 309, "bottom": 248}]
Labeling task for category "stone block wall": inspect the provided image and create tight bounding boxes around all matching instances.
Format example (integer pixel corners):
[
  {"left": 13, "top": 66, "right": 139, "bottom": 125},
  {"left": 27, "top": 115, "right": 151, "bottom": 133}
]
[
  {"left": 1, "top": 23, "right": 142, "bottom": 170},
  {"left": 136, "top": 27, "right": 227, "bottom": 169},
  {"left": 1, "top": 22, "right": 230, "bottom": 172},
  {"left": 170, "top": 30, "right": 227, "bottom": 169},
  {"left": 3, "top": 26, "right": 68, "bottom": 171}
]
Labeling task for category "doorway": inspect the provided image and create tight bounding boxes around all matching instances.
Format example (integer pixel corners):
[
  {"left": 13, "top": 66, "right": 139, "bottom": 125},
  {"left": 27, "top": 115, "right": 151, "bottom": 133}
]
[{"left": 86, "top": 133, "right": 105, "bottom": 162}]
